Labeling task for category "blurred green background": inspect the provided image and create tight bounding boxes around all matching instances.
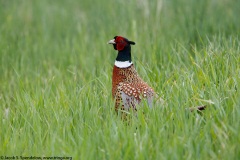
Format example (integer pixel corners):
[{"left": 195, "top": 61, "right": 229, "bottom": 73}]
[{"left": 0, "top": 0, "right": 239, "bottom": 159}]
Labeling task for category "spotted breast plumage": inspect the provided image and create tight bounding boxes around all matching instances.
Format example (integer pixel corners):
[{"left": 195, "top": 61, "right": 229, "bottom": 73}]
[{"left": 108, "top": 36, "right": 154, "bottom": 112}]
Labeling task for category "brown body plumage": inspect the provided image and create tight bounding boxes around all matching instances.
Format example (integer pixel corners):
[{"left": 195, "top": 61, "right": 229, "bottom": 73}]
[{"left": 112, "top": 64, "right": 154, "bottom": 111}]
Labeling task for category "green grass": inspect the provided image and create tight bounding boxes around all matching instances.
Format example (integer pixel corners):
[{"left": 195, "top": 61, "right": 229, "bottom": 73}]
[{"left": 0, "top": 0, "right": 240, "bottom": 159}]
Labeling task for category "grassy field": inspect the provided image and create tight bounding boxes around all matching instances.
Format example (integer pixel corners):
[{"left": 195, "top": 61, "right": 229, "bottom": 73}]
[{"left": 0, "top": 0, "right": 240, "bottom": 159}]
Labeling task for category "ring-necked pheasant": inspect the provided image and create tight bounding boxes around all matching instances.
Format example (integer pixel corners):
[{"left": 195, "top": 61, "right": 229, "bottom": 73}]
[{"left": 108, "top": 36, "right": 154, "bottom": 112}]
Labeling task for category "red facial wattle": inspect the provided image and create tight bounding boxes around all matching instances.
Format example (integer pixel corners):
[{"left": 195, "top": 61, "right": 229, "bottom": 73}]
[{"left": 115, "top": 36, "right": 127, "bottom": 51}]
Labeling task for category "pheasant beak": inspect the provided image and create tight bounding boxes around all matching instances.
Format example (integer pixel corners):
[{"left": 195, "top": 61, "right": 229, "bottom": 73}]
[{"left": 108, "top": 39, "right": 116, "bottom": 44}]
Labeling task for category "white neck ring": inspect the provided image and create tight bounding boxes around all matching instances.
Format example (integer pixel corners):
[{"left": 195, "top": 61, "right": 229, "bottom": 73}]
[{"left": 114, "top": 60, "right": 132, "bottom": 68}]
